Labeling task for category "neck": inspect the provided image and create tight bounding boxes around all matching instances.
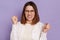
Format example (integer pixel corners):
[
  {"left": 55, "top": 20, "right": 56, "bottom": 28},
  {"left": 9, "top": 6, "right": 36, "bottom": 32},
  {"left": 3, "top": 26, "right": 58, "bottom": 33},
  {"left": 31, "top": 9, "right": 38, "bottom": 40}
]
[{"left": 26, "top": 20, "right": 32, "bottom": 24}]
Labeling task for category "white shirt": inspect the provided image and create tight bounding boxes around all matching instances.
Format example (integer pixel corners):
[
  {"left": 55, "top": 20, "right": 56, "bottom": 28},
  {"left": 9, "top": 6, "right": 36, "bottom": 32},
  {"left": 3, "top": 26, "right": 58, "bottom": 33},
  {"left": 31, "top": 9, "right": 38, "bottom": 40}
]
[{"left": 10, "top": 21, "right": 47, "bottom": 40}]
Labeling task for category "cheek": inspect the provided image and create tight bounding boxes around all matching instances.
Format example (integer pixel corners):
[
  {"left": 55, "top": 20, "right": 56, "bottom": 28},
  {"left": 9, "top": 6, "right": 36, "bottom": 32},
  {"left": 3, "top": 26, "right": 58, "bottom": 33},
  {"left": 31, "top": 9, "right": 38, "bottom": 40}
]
[
  {"left": 25, "top": 13, "right": 29, "bottom": 20},
  {"left": 25, "top": 13, "right": 28, "bottom": 17},
  {"left": 32, "top": 12, "right": 35, "bottom": 18}
]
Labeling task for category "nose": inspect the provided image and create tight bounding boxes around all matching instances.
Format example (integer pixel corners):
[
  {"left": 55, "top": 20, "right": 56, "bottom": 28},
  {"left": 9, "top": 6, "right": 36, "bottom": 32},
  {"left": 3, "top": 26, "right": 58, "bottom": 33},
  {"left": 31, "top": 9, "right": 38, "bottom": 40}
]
[
  {"left": 28, "top": 12, "right": 31, "bottom": 14},
  {"left": 28, "top": 11, "right": 31, "bottom": 15}
]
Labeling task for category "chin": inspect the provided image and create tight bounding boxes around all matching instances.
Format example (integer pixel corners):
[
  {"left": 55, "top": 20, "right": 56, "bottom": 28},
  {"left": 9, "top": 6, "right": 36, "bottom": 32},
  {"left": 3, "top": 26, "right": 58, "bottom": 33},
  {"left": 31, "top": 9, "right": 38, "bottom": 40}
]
[
  {"left": 28, "top": 19, "right": 32, "bottom": 21},
  {"left": 27, "top": 18, "right": 33, "bottom": 21}
]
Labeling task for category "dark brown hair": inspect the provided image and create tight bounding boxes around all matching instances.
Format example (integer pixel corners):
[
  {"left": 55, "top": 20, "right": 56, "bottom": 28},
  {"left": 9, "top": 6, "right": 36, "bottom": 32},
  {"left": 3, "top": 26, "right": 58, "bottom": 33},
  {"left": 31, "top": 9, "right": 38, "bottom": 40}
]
[{"left": 21, "top": 1, "right": 40, "bottom": 25}]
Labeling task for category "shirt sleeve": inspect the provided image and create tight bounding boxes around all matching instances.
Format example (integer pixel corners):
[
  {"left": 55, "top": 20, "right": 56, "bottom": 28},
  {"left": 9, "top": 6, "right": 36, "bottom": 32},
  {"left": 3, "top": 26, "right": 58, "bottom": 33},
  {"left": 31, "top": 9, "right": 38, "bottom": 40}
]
[
  {"left": 10, "top": 22, "right": 20, "bottom": 40},
  {"left": 39, "top": 32, "right": 47, "bottom": 40},
  {"left": 39, "top": 22, "right": 47, "bottom": 40}
]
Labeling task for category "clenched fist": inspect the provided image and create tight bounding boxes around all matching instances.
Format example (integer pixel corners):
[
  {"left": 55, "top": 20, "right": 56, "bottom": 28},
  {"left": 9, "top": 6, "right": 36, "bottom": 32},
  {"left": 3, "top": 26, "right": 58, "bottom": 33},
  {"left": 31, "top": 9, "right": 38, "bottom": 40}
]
[
  {"left": 11, "top": 16, "right": 18, "bottom": 24},
  {"left": 42, "top": 23, "right": 50, "bottom": 32}
]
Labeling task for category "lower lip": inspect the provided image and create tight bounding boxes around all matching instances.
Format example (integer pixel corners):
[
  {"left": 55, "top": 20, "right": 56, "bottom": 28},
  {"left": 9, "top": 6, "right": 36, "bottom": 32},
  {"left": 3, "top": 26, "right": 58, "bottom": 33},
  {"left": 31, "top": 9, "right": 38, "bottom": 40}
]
[{"left": 28, "top": 16, "right": 32, "bottom": 18}]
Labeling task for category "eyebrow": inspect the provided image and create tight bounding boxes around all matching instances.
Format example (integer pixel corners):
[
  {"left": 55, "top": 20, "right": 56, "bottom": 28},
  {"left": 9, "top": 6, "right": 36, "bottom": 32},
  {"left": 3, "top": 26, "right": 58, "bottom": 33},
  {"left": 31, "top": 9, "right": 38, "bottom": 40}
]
[{"left": 25, "top": 10, "right": 34, "bottom": 11}]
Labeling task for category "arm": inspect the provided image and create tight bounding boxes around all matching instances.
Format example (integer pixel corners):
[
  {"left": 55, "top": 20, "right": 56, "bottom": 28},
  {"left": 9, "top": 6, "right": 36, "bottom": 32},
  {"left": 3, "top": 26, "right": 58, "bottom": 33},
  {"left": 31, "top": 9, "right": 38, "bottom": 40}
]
[
  {"left": 39, "top": 23, "right": 50, "bottom": 40},
  {"left": 10, "top": 16, "right": 19, "bottom": 40},
  {"left": 39, "top": 32, "right": 47, "bottom": 40},
  {"left": 10, "top": 24, "right": 19, "bottom": 40}
]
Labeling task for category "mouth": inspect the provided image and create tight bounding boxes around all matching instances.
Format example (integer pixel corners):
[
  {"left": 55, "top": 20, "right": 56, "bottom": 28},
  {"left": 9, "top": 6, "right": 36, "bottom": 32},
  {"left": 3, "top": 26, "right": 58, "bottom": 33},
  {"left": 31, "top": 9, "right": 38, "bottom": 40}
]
[{"left": 28, "top": 15, "right": 32, "bottom": 18}]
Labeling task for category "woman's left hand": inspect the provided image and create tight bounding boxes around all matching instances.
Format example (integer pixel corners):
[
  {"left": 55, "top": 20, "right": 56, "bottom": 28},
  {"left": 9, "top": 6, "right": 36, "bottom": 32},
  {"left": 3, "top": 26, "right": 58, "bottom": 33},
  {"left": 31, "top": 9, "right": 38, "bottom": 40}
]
[{"left": 42, "top": 23, "right": 50, "bottom": 33}]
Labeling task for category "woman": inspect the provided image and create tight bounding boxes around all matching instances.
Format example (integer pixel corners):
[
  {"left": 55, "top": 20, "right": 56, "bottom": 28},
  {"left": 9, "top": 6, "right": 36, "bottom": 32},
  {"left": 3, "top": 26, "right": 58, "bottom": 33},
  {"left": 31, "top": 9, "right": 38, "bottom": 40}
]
[{"left": 10, "top": 1, "right": 50, "bottom": 40}]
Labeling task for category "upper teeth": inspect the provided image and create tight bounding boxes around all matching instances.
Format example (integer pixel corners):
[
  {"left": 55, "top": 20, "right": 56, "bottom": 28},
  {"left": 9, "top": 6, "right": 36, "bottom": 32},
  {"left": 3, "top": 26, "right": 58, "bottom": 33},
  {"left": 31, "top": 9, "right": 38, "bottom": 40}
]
[{"left": 28, "top": 16, "right": 31, "bottom": 17}]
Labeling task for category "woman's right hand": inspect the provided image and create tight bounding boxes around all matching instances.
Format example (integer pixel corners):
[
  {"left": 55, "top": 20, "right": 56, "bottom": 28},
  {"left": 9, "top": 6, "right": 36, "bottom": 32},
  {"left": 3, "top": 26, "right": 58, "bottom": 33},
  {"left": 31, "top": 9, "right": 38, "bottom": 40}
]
[{"left": 11, "top": 16, "right": 18, "bottom": 24}]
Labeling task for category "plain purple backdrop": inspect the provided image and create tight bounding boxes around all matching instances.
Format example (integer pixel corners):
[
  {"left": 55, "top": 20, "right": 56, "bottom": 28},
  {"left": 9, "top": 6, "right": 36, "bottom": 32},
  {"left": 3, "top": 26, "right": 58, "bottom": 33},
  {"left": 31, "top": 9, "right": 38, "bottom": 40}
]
[{"left": 0, "top": 0, "right": 60, "bottom": 40}]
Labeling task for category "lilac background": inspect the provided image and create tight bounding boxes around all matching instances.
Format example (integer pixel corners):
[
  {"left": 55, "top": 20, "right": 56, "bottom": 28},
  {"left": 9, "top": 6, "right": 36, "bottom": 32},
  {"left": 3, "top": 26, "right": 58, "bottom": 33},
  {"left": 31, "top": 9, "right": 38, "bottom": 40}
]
[{"left": 0, "top": 0, "right": 60, "bottom": 40}]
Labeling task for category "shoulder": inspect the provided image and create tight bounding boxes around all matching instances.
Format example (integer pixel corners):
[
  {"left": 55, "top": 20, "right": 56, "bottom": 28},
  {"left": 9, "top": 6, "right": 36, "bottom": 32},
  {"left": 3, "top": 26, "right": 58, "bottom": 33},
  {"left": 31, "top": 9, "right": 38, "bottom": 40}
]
[
  {"left": 37, "top": 21, "right": 44, "bottom": 26},
  {"left": 17, "top": 21, "right": 25, "bottom": 27},
  {"left": 12, "top": 21, "right": 22, "bottom": 27},
  {"left": 17, "top": 21, "right": 24, "bottom": 25},
  {"left": 35, "top": 21, "right": 44, "bottom": 28},
  {"left": 17, "top": 21, "right": 21, "bottom": 24}
]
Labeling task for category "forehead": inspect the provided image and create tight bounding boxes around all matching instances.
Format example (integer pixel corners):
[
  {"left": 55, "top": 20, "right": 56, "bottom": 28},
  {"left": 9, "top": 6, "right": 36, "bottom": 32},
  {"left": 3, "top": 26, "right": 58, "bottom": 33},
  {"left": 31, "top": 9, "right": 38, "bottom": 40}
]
[{"left": 25, "top": 5, "right": 34, "bottom": 10}]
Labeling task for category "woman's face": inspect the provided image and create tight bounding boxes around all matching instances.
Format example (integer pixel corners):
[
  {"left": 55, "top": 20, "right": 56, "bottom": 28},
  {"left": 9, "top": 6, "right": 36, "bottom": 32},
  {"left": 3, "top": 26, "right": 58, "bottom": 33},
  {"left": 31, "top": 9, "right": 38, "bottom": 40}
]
[{"left": 25, "top": 5, "right": 35, "bottom": 21}]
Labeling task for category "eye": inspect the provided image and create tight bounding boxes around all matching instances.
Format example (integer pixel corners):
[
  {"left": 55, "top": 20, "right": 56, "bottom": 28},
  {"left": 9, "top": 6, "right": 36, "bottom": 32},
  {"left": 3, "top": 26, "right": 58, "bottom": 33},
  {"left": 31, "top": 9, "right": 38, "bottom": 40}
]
[
  {"left": 30, "top": 10, "right": 34, "bottom": 12},
  {"left": 25, "top": 10, "right": 29, "bottom": 12},
  {"left": 25, "top": 10, "right": 34, "bottom": 12}
]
